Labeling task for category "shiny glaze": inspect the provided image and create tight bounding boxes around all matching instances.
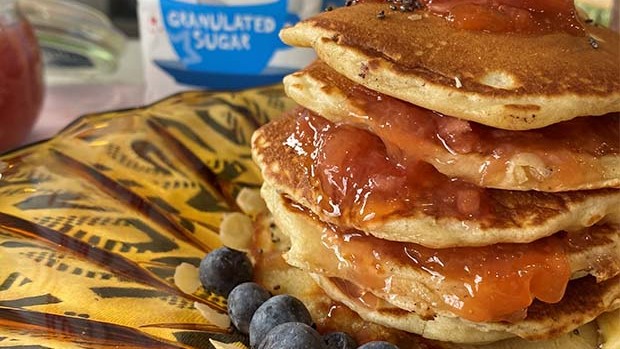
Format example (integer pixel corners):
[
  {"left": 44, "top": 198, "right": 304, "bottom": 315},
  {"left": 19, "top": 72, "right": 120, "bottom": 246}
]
[
  {"left": 288, "top": 109, "right": 492, "bottom": 224},
  {"left": 355, "top": 0, "right": 585, "bottom": 34},
  {"left": 286, "top": 199, "right": 574, "bottom": 322},
  {"left": 325, "top": 227, "right": 568, "bottom": 322},
  {"left": 336, "top": 76, "right": 619, "bottom": 190},
  {"left": 425, "top": 0, "right": 585, "bottom": 34}
]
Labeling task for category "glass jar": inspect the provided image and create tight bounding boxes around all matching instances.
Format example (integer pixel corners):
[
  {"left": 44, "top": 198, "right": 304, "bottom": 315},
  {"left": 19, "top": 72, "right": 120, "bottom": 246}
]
[
  {"left": 18, "top": 0, "right": 126, "bottom": 80},
  {"left": 0, "top": 0, "right": 43, "bottom": 153}
]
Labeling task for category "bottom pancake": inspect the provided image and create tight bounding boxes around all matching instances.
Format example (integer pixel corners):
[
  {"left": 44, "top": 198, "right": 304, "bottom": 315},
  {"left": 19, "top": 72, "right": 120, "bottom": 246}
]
[
  {"left": 250, "top": 208, "right": 617, "bottom": 348},
  {"left": 313, "top": 274, "right": 620, "bottom": 344}
]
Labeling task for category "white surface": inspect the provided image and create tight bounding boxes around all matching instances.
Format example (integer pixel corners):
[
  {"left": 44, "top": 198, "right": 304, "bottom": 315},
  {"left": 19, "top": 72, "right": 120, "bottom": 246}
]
[
  {"left": 23, "top": 40, "right": 146, "bottom": 146},
  {"left": 26, "top": 84, "right": 145, "bottom": 144}
]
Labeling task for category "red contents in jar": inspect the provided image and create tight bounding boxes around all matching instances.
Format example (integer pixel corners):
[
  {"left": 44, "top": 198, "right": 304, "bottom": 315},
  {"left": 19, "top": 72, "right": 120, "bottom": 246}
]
[{"left": 0, "top": 13, "right": 44, "bottom": 152}]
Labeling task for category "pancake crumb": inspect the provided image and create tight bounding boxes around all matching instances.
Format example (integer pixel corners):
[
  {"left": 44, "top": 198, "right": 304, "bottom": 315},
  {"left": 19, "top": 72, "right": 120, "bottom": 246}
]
[
  {"left": 408, "top": 14, "right": 422, "bottom": 21},
  {"left": 455, "top": 76, "right": 463, "bottom": 89}
]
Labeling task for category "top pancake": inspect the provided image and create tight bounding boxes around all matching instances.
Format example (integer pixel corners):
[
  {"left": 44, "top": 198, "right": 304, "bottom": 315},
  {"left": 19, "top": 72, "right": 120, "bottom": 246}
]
[{"left": 280, "top": 3, "right": 620, "bottom": 130}]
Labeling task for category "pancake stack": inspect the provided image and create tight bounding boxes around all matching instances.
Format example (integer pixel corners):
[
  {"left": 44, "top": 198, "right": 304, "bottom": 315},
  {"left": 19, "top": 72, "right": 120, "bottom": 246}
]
[{"left": 251, "top": 2, "right": 620, "bottom": 346}]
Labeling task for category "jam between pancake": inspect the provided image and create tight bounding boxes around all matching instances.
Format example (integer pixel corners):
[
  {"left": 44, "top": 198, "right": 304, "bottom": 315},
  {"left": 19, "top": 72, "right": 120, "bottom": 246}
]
[
  {"left": 284, "top": 108, "right": 618, "bottom": 226},
  {"left": 304, "top": 61, "right": 619, "bottom": 191},
  {"left": 281, "top": 197, "right": 610, "bottom": 323}
]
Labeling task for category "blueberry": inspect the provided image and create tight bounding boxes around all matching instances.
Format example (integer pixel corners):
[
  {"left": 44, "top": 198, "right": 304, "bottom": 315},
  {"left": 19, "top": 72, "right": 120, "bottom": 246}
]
[
  {"left": 249, "top": 294, "right": 313, "bottom": 347},
  {"left": 357, "top": 341, "right": 400, "bottom": 349},
  {"left": 199, "top": 247, "right": 252, "bottom": 297},
  {"left": 258, "top": 322, "right": 326, "bottom": 349},
  {"left": 227, "top": 282, "right": 271, "bottom": 334},
  {"left": 324, "top": 331, "right": 357, "bottom": 349}
]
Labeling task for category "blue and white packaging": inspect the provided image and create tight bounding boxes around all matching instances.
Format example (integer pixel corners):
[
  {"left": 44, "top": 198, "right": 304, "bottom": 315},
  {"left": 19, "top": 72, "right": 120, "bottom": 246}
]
[{"left": 138, "top": 0, "right": 333, "bottom": 102}]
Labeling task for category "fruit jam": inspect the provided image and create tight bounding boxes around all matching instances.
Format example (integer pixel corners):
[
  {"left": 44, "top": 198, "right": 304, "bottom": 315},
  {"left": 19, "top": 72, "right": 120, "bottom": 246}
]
[
  {"left": 425, "top": 0, "right": 585, "bottom": 34},
  {"left": 284, "top": 199, "right": 613, "bottom": 322},
  {"left": 316, "top": 62, "right": 619, "bottom": 190},
  {"left": 0, "top": 7, "right": 43, "bottom": 152},
  {"left": 287, "top": 108, "right": 497, "bottom": 224}
]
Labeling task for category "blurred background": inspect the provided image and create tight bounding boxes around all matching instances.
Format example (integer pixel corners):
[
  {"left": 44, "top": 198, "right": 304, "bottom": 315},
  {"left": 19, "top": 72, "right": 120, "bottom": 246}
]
[
  {"left": 80, "top": 0, "right": 616, "bottom": 39},
  {"left": 2, "top": 0, "right": 617, "bottom": 151},
  {"left": 77, "top": 0, "right": 139, "bottom": 37}
]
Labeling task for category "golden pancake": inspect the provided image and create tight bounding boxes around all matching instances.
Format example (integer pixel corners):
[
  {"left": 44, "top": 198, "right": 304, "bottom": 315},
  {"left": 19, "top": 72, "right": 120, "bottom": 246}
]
[
  {"left": 250, "top": 209, "right": 618, "bottom": 348},
  {"left": 284, "top": 61, "right": 620, "bottom": 192},
  {"left": 280, "top": 3, "right": 620, "bottom": 130},
  {"left": 252, "top": 115, "right": 620, "bottom": 247}
]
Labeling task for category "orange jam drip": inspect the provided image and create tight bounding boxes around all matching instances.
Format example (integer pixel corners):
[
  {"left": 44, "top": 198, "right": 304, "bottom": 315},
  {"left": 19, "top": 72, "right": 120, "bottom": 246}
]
[
  {"left": 286, "top": 200, "right": 572, "bottom": 322},
  {"left": 337, "top": 78, "right": 619, "bottom": 189},
  {"left": 324, "top": 226, "right": 570, "bottom": 322},
  {"left": 289, "top": 109, "right": 493, "bottom": 224},
  {"left": 425, "top": 0, "right": 585, "bottom": 34}
]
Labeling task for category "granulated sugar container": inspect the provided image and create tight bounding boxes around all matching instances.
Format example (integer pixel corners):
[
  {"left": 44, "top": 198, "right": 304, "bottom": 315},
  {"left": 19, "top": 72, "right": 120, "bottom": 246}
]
[{"left": 139, "top": 0, "right": 334, "bottom": 101}]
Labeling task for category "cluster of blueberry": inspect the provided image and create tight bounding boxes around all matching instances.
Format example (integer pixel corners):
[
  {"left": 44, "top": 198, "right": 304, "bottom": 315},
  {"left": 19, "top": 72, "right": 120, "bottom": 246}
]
[{"left": 198, "top": 247, "right": 401, "bottom": 349}]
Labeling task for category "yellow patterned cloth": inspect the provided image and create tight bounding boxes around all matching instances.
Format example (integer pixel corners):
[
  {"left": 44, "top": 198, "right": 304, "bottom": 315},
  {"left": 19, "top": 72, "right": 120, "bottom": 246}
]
[{"left": 0, "top": 86, "right": 295, "bottom": 348}]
